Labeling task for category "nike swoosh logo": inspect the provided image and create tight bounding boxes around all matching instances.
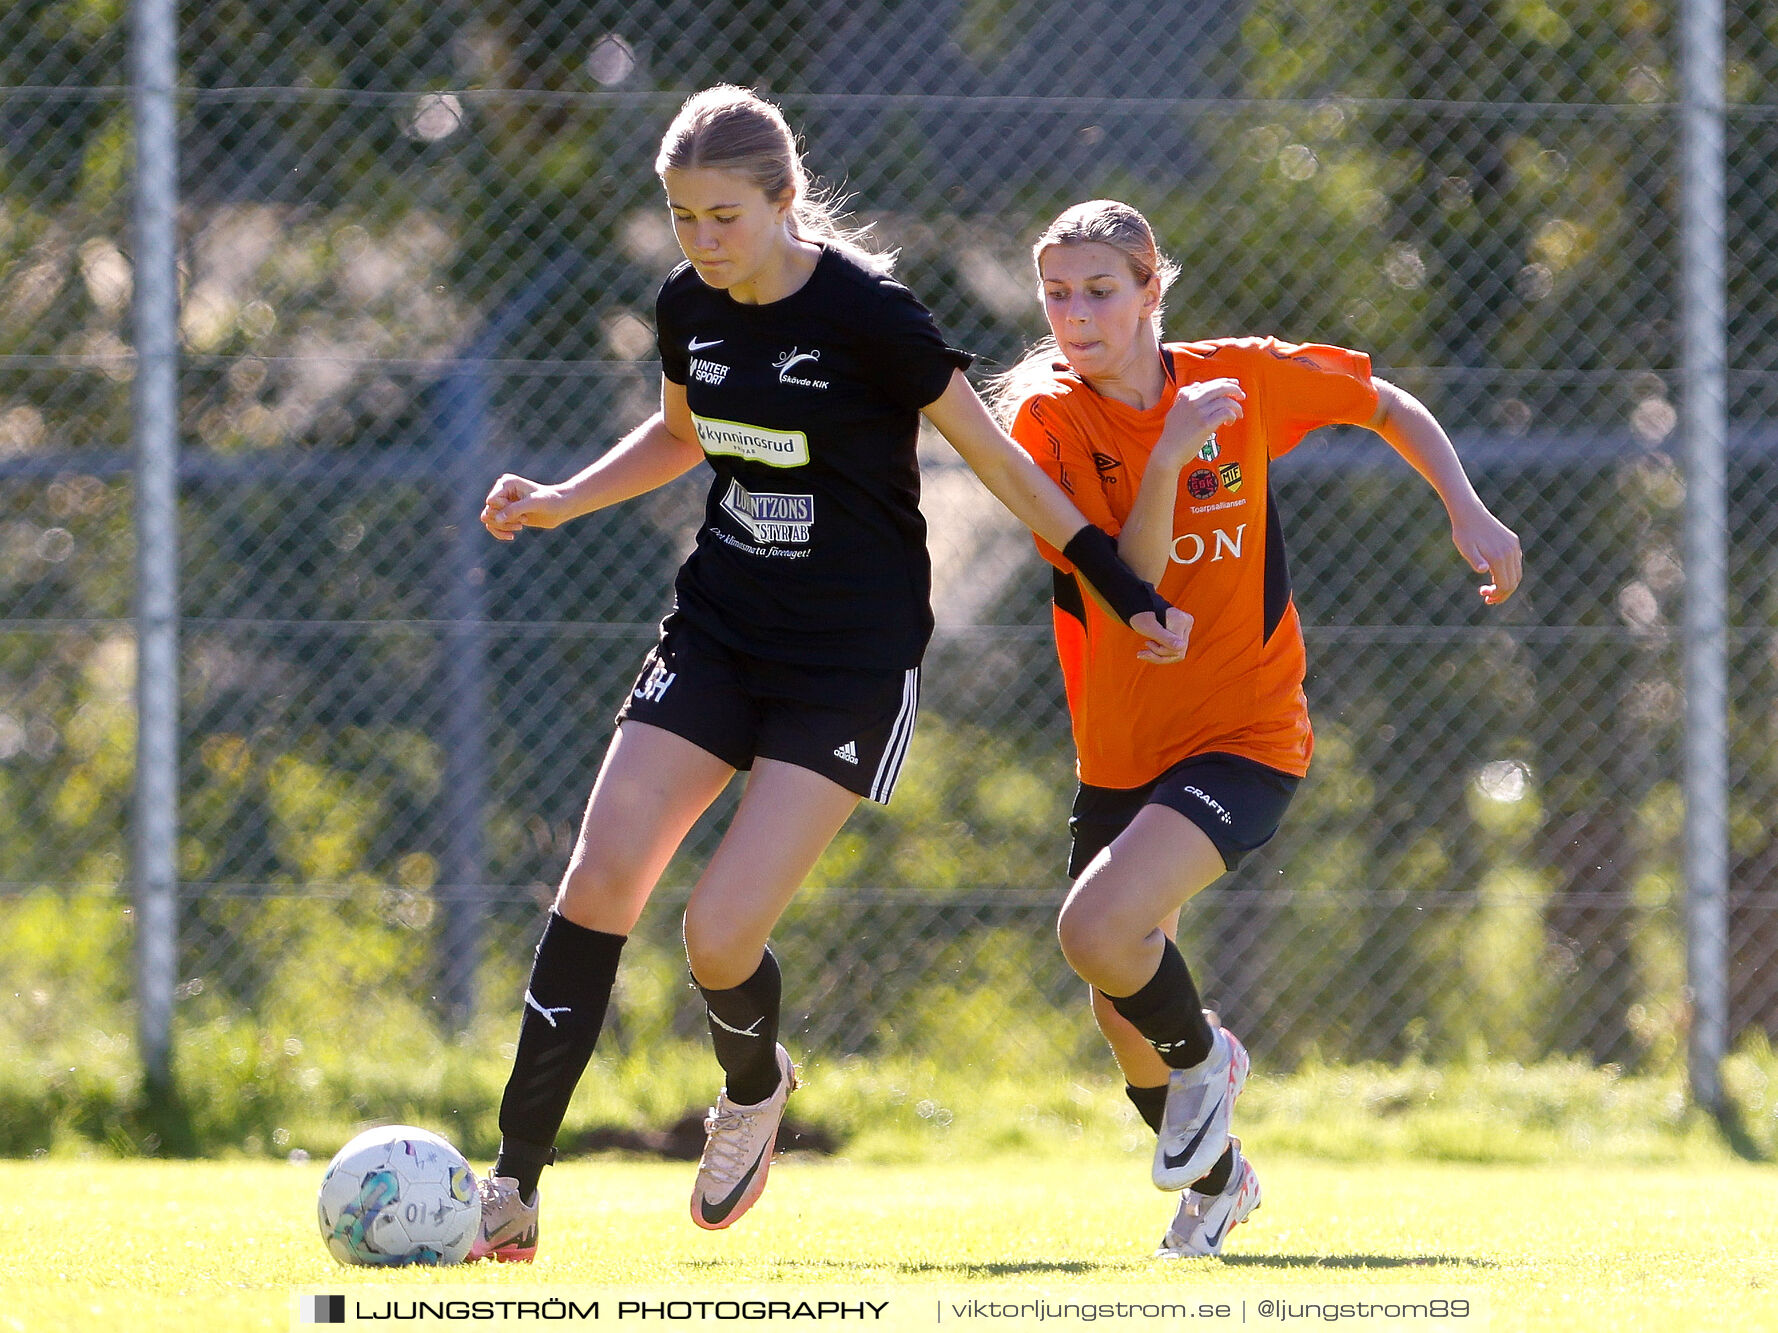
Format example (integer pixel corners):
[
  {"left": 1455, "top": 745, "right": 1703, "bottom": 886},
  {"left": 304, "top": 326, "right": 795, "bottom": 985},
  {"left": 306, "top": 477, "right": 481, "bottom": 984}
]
[
  {"left": 1202, "top": 1218, "right": 1229, "bottom": 1250},
  {"left": 688, "top": 337, "right": 724, "bottom": 351},
  {"left": 1162, "top": 1092, "right": 1224, "bottom": 1171},
  {"left": 698, "top": 1143, "right": 769, "bottom": 1225}
]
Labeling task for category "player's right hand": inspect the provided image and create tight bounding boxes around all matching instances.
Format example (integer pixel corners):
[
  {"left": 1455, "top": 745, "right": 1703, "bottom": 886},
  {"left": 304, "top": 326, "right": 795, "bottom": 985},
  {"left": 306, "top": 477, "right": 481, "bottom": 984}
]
[
  {"left": 481, "top": 473, "right": 567, "bottom": 540},
  {"left": 1155, "top": 378, "right": 1245, "bottom": 463},
  {"left": 1132, "top": 606, "right": 1193, "bottom": 665}
]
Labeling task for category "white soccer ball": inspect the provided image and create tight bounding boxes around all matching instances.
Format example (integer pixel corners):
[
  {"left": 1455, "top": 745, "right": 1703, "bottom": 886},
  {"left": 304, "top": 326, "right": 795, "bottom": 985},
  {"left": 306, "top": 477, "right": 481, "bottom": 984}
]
[{"left": 316, "top": 1125, "right": 480, "bottom": 1265}]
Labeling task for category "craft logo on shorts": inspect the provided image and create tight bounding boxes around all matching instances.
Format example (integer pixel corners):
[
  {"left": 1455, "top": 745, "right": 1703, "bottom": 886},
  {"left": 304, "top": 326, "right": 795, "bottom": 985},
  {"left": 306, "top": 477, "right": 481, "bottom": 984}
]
[
  {"left": 1182, "top": 785, "right": 1235, "bottom": 826},
  {"left": 1218, "top": 461, "right": 1243, "bottom": 493},
  {"left": 721, "top": 479, "right": 815, "bottom": 544},
  {"left": 1197, "top": 434, "right": 1220, "bottom": 462},
  {"left": 690, "top": 357, "right": 729, "bottom": 387},
  {"left": 773, "top": 346, "right": 829, "bottom": 389},
  {"left": 692, "top": 413, "right": 811, "bottom": 468},
  {"left": 1185, "top": 467, "right": 1219, "bottom": 501}
]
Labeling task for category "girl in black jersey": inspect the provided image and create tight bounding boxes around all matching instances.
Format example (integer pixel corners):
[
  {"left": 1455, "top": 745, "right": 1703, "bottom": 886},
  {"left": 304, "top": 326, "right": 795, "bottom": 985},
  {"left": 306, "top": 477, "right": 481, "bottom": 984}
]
[{"left": 466, "top": 86, "right": 1188, "bottom": 1257}]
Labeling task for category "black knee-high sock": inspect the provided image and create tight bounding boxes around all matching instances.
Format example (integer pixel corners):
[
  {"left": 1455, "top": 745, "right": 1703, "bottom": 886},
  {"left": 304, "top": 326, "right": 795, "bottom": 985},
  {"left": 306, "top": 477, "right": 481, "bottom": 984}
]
[
  {"left": 494, "top": 911, "right": 626, "bottom": 1198},
  {"left": 695, "top": 947, "right": 782, "bottom": 1106},
  {"left": 1125, "top": 1081, "right": 1169, "bottom": 1133},
  {"left": 1103, "top": 939, "right": 1214, "bottom": 1070},
  {"left": 1125, "top": 1083, "right": 1235, "bottom": 1194}
]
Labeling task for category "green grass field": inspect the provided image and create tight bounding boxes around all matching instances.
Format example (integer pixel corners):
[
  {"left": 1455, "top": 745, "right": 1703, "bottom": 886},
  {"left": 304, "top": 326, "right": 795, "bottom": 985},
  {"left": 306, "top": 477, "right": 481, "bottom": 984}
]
[{"left": 4, "top": 1151, "right": 1774, "bottom": 1333}]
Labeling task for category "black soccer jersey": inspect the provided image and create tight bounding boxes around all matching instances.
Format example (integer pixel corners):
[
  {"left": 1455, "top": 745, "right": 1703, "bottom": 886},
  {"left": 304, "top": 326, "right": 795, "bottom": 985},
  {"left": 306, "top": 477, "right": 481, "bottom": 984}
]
[{"left": 656, "top": 245, "right": 971, "bottom": 670}]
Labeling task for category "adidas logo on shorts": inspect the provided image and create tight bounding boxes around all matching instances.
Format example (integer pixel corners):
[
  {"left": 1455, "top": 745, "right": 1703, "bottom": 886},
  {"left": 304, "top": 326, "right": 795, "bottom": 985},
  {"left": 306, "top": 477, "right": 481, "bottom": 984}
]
[{"left": 833, "top": 741, "right": 858, "bottom": 765}]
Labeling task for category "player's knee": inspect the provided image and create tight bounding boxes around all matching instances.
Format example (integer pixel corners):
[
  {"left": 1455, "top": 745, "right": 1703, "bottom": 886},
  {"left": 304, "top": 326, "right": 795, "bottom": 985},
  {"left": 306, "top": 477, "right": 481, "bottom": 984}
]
[
  {"left": 554, "top": 848, "right": 648, "bottom": 928},
  {"left": 681, "top": 908, "right": 756, "bottom": 991},
  {"left": 1056, "top": 897, "right": 1119, "bottom": 982}
]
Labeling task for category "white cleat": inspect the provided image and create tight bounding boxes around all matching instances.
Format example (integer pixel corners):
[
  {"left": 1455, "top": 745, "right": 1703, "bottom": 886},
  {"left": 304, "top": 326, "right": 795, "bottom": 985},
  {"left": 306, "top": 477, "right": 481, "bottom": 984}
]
[
  {"left": 690, "top": 1043, "right": 799, "bottom": 1230},
  {"left": 1152, "top": 1024, "right": 1250, "bottom": 1190},
  {"left": 1157, "top": 1136, "right": 1261, "bottom": 1258},
  {"left": 467, "top": 1174, "right": 538, "bottom": 1262}
]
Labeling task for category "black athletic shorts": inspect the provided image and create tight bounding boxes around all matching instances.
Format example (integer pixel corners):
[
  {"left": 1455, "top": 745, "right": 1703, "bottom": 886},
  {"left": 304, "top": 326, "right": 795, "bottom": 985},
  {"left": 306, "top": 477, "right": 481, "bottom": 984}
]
[
  {"left": 1067, "top": 751, "right": 1300, "bottom": 878},
  {"left": 615, "top": 614, "right": 921, "bottom": 805}
]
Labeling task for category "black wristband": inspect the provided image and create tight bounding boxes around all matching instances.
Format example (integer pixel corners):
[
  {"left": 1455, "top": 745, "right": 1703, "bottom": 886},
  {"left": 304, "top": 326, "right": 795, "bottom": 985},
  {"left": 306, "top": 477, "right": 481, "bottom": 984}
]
[{"left": 1061, "top": 524, "right": 1173, "bottom": 627}]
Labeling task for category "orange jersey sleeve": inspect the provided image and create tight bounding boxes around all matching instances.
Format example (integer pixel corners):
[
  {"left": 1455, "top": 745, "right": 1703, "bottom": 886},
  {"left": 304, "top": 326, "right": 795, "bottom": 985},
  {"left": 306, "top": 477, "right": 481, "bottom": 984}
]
[
  {"left": 1010, "top": 387, "right": 1121, "bottom": 571},
  {"left": 1252, "top": 339, "right": 1381, "bottom": 456}
]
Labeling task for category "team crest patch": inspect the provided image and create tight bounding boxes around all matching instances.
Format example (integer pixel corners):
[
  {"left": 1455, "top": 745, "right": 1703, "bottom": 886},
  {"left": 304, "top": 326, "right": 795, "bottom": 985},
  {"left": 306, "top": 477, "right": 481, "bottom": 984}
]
[
  {"left": 1197, "top": 434, "right": 1220, "bottom": 462},
  {"left": 1185, "top": 467, "right": 1219, "bottom": 500},
  {"left": 1218, "top": 461, "right": 1243, "bottom": 493},
  {"left": 773, "top": 346, "right": 829, "bottom": 389}
]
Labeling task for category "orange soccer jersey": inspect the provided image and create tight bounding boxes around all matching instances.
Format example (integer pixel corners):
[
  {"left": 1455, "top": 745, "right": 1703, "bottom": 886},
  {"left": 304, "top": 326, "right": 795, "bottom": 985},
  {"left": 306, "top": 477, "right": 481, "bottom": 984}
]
[{"left": 1013, "top": 337, "right": 1381, "bottom": 789}]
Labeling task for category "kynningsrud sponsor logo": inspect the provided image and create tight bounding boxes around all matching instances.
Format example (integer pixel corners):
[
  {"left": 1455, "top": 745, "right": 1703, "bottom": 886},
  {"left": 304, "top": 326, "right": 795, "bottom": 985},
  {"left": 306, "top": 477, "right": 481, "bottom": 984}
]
[
  {"left": 690, "top": 356, "right": 729, "bottom": 387},
  {"left": 692, "top": 413, "right": 810, "bottom": 467},
  {"left": 773, "top": 346, "right": 829, "bottom": 389},
  {"left": 721, "top": 479, "right": 815, "bottom": 544}
]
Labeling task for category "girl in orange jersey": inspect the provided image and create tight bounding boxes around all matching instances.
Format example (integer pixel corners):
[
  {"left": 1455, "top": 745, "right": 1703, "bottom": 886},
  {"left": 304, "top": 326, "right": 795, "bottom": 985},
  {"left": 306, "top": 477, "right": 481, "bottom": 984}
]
[{"left": 997, "top": 200, "right": 1522, "bottom": 1257}]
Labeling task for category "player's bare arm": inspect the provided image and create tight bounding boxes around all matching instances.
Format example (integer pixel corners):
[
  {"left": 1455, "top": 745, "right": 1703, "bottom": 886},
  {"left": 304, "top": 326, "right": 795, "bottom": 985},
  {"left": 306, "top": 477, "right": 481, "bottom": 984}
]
[
  {"left": 1117, "top": 377, "right": 1245, "bottom": 583},
  {"left": 481, "top": 380, "right": 705, "bottom": 541},
  {"left": 1365, "top": 379, "right": 1524, "bottom": 603}
]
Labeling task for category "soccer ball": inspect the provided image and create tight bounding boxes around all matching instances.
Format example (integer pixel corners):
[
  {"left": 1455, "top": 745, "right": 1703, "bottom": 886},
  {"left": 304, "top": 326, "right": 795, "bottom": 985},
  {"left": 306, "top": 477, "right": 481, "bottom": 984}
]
[{"left": 316, "top": 1125, "right": 480, "bottom": 1265}]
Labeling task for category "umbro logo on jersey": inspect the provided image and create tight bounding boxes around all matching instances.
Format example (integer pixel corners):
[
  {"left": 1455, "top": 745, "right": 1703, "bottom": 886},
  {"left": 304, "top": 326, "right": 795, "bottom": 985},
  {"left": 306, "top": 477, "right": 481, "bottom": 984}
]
[
  {"left": 1090, "top": 451, "right": 1123, "bottom": 479},
  {"left": 833, "top": 741, "right": 859, "bottom": 764},
  {"left": 774, "top": 346, "right": 829, "bottom": 389},
  {"left": 688, "top": 336, "right": 724, "bottom": 351}
]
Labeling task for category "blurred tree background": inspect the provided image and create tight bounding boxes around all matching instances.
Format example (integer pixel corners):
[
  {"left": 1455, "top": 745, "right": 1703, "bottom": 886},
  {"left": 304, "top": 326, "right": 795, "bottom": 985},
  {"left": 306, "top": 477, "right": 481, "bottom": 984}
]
[{"left": 4, "top": 0, "right": 1778, "bottom": 1146}]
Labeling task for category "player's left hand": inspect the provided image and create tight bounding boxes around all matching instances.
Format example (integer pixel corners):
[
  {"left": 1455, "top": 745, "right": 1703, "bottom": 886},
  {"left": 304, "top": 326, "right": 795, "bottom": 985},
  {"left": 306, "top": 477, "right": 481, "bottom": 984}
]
[
  {"left": 1132, "top": 606, "right": 1192, "bottom": 665},
  {"left": 1452, "top": 505, "right": 1523, "bottom": 604}
]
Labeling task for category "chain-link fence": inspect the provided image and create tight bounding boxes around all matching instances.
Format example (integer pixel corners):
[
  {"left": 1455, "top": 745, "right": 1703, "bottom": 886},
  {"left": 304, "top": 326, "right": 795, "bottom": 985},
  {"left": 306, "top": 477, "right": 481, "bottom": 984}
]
[{"left": 4, "top": 2, "right": 1777, "bottom": 1089}]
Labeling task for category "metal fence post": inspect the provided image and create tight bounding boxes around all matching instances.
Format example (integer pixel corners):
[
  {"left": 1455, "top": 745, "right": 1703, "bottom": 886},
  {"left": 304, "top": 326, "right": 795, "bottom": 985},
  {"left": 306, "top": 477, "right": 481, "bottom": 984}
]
[
  {"left": 1680, "top": 0, "right": 1729, "bottom": 1116},
  {"left": 440, "top": 377, "right": 490, "bottom": 1031},
  {"left": 130, "top": 0, "right": 181, "bottom": 1094}
]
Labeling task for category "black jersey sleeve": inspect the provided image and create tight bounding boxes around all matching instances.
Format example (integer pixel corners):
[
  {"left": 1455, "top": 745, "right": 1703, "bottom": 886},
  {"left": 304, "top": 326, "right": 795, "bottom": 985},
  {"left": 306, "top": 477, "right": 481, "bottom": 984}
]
[
  {"left": 858, "top": 278, "right": 974, "bottom": 411},
  {"left": 655, "top": 264, "right": 694, "bottom": 385}
]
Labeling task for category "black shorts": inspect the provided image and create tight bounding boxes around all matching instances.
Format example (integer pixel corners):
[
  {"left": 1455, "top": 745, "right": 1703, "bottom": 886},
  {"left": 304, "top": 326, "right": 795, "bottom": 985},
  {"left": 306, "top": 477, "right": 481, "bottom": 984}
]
[
  {"left": 614, "top": 615, "right": 921, "bottom": 805},
  {"left": 1067, "top": 751, "right": 1300, "bottom": 878}
]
